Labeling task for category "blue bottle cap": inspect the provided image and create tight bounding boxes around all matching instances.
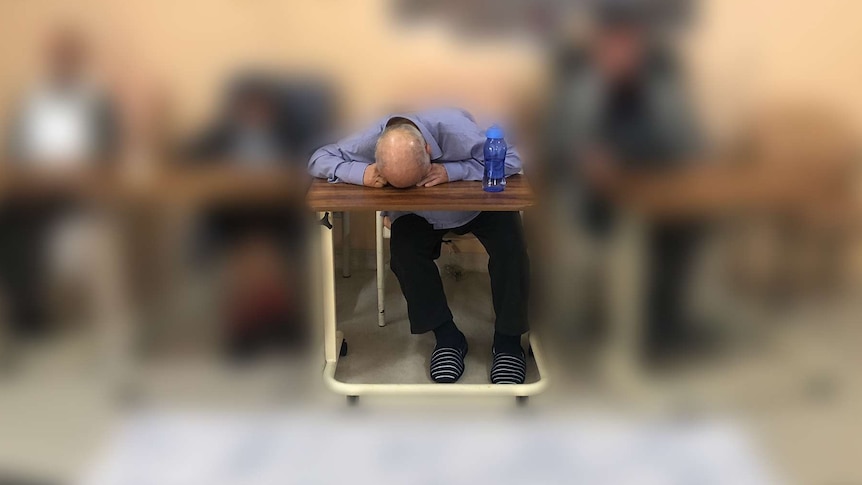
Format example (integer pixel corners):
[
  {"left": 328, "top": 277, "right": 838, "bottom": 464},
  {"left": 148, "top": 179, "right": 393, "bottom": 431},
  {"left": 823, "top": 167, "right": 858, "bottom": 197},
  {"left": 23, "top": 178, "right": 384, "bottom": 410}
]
[{"left": 486, "top": 124, "right": 505, "bottom": 139}]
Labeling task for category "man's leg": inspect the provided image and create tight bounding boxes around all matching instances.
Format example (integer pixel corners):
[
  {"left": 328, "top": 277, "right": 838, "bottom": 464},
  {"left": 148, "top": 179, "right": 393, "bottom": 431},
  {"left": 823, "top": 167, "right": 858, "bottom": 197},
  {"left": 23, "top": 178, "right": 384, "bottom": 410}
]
[
  {"left": 463, "top": 211, "right": 530, "bottom": 337},
  {"left": 644, "top": 223, "right": 702, "bottom": 354},
  {"left": 390, "top": 214, "right": 469, "bottom": 383},
  {"left": 389, "top": 214, "right": 450, "bottom": 334},
  {"left": 463, "top": 211, "right": 530, "bottom": 384}
]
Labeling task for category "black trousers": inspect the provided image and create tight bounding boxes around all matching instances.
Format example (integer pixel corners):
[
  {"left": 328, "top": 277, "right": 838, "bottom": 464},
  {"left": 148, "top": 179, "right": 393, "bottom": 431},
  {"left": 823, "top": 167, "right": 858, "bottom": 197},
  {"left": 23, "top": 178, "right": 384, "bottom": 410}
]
[
  {"left": 0, "top": 201, "right": 64, "bottom": 336},
  {"left": 644, "top": 224, "right": 702, "bottom": 347},
  {"left": 579, "top": 197, "right": 702, "bottom": 347},
  {"left": 389, "top": 211, "right": 529, "bottom": 336}
]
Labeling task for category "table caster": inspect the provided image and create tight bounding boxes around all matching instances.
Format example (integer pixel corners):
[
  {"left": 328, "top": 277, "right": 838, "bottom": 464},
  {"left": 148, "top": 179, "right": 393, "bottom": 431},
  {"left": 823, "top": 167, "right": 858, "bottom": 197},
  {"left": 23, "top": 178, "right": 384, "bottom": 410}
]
[
  {"left": 339, "top": 340, "right": 349, "bottom": 357},
  {"left": 516, "top": 396, "right": 529, "bottom": 406},
  {"left": 347, "top": 395, "right": 359, "bottom": 405}
]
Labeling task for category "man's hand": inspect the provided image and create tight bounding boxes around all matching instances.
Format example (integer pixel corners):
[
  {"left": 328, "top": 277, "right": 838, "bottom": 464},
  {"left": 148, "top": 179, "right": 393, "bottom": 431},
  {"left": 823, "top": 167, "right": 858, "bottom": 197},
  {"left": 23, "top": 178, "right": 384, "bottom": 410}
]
[
  {"left": 363, "top": 163, "right": 388, "bottom": 188},
  {"left": 417, "top": 163, "right": 449, "bottom": 187}
]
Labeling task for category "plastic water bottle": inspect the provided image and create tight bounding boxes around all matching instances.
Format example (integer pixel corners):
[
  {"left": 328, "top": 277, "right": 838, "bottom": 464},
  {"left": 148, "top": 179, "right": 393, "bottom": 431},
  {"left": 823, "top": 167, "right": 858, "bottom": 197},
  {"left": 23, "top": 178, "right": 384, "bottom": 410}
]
[{"left": 483, "top": 124, "right": 507, "bottom": 192}]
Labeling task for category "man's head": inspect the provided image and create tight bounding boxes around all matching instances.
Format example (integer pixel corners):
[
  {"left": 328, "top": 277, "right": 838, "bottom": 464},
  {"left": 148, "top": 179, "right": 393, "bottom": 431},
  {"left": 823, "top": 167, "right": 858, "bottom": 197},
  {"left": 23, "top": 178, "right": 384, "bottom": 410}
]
[
  {"left": 232, "top": 83, "right": 278, "bottom": 130},
  {"left": 45, "top": 26, "right": 88, "bottom": 86},
  {"left": 591, "top": 3, "right": 650, "bottom": 82},
  {"left": 375, "top": 119, "right": 431, "bottom": 188}
]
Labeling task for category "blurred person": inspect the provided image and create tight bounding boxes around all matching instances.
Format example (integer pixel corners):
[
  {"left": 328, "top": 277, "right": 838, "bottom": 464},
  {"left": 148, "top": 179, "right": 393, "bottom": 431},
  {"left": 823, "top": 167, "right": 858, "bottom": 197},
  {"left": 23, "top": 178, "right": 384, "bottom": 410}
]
[
  {"left": 0, "top": 27, "right": 119, "bottom": 337},
  {"left": 7, "top": 26, "right": 117, "bottom": 164},
  {"left": 544, "top": 2, "right": 706, "bottom": 361},
  {"left": 189, "top": 77, "right": 291, "bottom": 163},
  {"left": 309, "top": 108, "right": 530, "bottom": 384},
  {"left": 186, "top": 75, "right": 316, "bottom": 359}
]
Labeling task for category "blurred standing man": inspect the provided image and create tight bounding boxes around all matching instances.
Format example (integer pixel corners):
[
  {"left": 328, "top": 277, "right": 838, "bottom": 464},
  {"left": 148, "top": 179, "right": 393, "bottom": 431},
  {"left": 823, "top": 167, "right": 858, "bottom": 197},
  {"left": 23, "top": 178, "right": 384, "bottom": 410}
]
[
  {"left": 309, "top": 108, "right": 530, "bottom": 384},
  {"left": 546, "top": 3, "right": 705, "bottom": 360}
]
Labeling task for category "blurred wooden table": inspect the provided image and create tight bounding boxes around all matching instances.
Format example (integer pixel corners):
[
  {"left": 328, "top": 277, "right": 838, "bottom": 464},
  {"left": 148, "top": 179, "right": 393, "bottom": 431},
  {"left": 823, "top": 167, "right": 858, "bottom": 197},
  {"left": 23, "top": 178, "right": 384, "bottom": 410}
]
[
  {"left": 0, "top": 165, "right": 308, "bottom": 206},
  {"left": 0, "top": 164, "right": 308, "bottom": 399}
]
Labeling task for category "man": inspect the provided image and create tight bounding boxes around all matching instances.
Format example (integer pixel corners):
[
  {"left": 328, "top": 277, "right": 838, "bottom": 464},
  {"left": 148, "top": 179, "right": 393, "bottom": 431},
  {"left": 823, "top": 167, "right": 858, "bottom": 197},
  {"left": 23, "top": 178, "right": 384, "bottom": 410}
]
[
  {"left": 189, "top": 76, "right": 290, "bottom": 164},
  {"left": 1, "top": 27, "right": 117, "bottom": 336},
  {"left": 186, "top": 75, "right": 313, "bottom": 358},
  {"left": 7, "top": 27, "right": 117, "bottom": 164},
  {"left": 545, "top": 4, "right": 705, "bottom": 360},
  {"left": 309, "top": 108, "right": 530, "bottom": 384}
]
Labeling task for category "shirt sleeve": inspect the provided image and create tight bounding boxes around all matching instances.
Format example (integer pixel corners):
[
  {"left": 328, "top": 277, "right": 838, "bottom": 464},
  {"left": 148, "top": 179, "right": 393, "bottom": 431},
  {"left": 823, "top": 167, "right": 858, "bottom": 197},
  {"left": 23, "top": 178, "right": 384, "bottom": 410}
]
[
  {"left": 308, "top": 123, "right": 381, "bottom": 185},
  {"left": 442, "top": 146, "right": 523, "bottom": 182}
]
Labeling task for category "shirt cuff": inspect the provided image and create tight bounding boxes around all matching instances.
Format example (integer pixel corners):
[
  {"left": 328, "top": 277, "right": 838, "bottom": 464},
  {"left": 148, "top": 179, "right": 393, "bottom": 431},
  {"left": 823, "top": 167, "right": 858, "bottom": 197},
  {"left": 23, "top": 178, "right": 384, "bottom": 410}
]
[
  {"left": 335, "top": 162, "right": 368, "bottom": 185},
  {"left": 443, "top": 163, "right": 467, "bottom": 183}
]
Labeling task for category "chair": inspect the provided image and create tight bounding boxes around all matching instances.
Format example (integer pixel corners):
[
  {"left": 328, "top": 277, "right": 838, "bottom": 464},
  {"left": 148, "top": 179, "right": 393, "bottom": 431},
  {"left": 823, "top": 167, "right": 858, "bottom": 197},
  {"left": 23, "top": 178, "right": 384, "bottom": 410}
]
[{"left": 375, "top": 211, "right": 389, "bottom": 327}]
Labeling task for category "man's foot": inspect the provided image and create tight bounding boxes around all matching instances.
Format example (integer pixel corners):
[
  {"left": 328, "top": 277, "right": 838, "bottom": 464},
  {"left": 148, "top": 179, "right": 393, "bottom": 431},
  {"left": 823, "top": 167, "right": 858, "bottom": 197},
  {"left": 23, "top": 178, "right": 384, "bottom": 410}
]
[
  {"left": 430, "top": 320, "right": 468, "bottom": 383},
  {"left": 490, "top": 332, "right": 527, "bottom": 384},
  {"left": 430, "top": 341, "right": 468, "bottom": 383}
]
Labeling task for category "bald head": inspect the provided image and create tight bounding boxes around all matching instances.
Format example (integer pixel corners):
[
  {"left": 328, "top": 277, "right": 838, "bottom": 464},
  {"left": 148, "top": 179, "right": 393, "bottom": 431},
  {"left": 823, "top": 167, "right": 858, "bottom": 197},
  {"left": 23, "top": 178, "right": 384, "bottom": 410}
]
[{"left": 375, "top": 121, "right": 431, "bottom": 188}]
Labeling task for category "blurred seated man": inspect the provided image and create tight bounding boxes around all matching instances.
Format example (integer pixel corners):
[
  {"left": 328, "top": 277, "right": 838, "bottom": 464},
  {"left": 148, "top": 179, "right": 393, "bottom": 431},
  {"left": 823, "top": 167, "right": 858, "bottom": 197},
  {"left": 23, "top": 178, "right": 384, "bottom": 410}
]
[
  {"left": 309, "top": 108, "right": 530, "bottom": 384},
  {"left": 1, "top": 27, "right": 118, "bottom": 336},
  {"left": 8, "top": 27, "right": 117, "bottom": 165},
  {"left": 189, "top": 77, "right": 291, "bottom": 163},
  {"left": 546, "top": 4, "right": 706, "bottom": 360},
  {"left": 186, "top": 76, "right": 309, "bottom": 358}
]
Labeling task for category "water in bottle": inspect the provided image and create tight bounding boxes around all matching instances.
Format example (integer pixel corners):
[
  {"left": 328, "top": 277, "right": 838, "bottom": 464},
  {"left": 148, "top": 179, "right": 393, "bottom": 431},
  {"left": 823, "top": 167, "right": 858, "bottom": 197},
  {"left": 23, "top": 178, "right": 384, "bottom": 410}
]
[{"left": 483, "top": 124, "right": 507, "bottom": 192}]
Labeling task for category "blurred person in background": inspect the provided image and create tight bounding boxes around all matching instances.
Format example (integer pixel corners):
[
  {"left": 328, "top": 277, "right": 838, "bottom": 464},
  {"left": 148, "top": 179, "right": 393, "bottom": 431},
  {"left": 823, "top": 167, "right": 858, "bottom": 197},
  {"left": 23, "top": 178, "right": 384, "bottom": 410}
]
[
  {"left": 189, "top": 77, "right": 291, "bottom": 164},
  {"left": 0, "top": 26, "right": 119, "bottom": 338},
  {"left": 185, "top": 74, "right": 320, "bottom": 359},
  {"left": 6, "top": 26, "right": 117, "bottom": 165},
  {"left": 544, "top": 1, "right": 706, "bottom": 361}
]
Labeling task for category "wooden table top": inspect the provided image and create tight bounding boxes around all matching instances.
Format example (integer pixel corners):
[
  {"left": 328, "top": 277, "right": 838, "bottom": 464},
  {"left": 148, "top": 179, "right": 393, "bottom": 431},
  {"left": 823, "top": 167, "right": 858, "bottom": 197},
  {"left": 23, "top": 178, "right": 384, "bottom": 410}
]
[
  {"left": 306, "top": 174, "right": 535, "bottom": 212},
  {"left": 0, "top": 166, "right": 308, "bottom": 206}
]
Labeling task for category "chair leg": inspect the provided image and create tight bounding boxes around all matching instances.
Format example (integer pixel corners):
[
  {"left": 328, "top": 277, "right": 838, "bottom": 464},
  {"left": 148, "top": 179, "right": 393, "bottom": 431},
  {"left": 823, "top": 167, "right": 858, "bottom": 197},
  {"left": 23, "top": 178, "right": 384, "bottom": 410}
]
[
  {"left": 376, "top": 211, "right": 386, "bottom": 327},
  {"left": 341, "top": 212, "right": 351, "bottom": 278}
]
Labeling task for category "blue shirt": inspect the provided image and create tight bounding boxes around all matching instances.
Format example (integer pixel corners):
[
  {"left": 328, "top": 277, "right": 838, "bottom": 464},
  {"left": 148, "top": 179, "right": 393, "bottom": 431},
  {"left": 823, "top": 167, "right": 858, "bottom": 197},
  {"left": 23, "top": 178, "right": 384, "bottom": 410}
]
[{"left": 308, "top": 107, "right": 522, "bottom": 230}]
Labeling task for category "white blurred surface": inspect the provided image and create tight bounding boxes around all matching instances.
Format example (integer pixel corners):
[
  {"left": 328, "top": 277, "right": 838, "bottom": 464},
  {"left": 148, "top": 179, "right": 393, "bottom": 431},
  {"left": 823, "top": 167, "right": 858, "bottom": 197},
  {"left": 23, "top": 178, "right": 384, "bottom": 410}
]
[{"left": 80, "top": 411, "right": 775, "bottom": 485}]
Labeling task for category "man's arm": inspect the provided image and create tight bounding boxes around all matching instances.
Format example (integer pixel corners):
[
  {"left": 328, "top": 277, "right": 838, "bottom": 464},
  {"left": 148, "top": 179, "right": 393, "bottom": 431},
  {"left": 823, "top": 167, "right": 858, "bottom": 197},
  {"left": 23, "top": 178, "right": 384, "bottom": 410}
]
[
  {"left": 442, "top": 147, "right": 523, "bottom": 182},
  {"left": 440, "top": 115, "right": 523, "bottom": 182},
  {"left": 308, "top": 124, "right": 381, "bottom": 185}
]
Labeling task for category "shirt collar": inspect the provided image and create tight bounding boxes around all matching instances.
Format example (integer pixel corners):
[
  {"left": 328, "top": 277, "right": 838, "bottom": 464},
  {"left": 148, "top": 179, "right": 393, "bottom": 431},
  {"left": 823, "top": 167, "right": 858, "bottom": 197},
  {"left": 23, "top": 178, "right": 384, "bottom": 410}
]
[{"left": 385, "top": 114, "right": 443, "bottom": 160}]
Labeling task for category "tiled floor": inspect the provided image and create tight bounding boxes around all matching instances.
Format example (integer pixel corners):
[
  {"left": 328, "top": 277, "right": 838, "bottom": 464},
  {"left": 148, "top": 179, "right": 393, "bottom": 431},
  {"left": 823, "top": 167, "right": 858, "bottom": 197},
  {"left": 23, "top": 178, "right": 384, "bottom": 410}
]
[{"left": 1, "top": 269, "right": 861, "bottom": 483}]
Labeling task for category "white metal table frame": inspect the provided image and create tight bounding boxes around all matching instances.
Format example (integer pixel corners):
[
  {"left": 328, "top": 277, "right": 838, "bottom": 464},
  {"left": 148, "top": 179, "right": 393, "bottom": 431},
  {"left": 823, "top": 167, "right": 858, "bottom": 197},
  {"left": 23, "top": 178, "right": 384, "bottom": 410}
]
[{"left": 317, "top": 210, "right": 549, "bottom": 400}]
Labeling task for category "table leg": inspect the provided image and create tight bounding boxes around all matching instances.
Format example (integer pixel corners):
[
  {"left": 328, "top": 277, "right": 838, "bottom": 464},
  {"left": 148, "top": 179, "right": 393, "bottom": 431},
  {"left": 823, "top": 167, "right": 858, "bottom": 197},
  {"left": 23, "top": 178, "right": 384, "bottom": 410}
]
[
  {"left": 319, "top": 212, "right": 338, "bottom": 364},
  {"left": 89, "top": 212, "right": 136, "bottom": 399},
  {"left": 375, "top": 211, "right": 386, "bottom": 327},
  {"left": 605, "top": 213, "right": 647, "bottom": 394},
  {"left": 341, "top": 212, "right": 351, "bottom": 278}
]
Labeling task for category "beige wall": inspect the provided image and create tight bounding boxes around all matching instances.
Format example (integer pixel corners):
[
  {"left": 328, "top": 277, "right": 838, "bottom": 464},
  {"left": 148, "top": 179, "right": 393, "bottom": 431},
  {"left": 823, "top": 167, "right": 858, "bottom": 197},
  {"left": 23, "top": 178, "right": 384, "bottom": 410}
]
[
  {"left": 1, "top": 0, "right": 860, "bottom": 252},
  {"left": 686, "top": 0, "right": 862, "bottom": 143},
  {"left": 2, "top": 0, "right": 860, "bottom": 142},
  {"left": 0, "top": 0, "right": 541, "bottom": 134}
]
